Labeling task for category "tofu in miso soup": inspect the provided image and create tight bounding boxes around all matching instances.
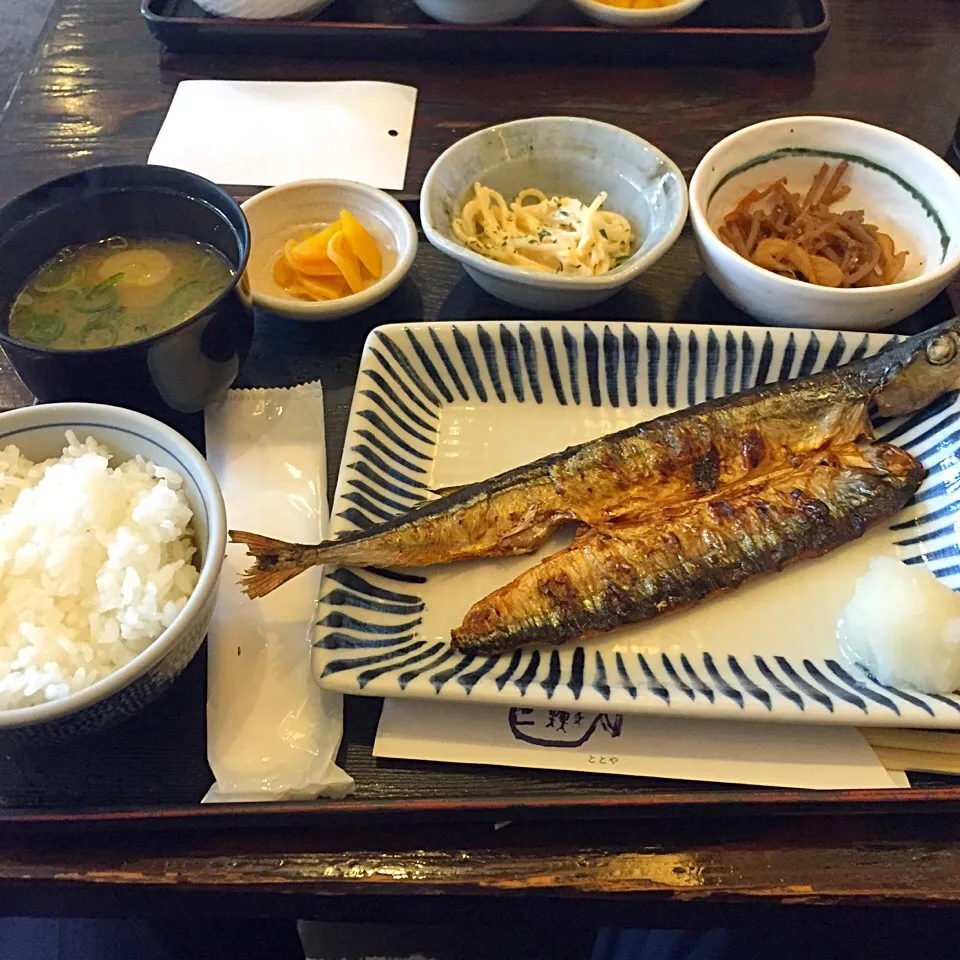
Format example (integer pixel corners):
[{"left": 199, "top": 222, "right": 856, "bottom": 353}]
[{"left": 8, "top": 236, "right": 235, "bottom": 350}]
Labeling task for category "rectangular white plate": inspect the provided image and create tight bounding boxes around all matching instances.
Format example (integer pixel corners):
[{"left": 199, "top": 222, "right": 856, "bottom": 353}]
[{"left": 312, "top": 320, "right": 960, "bottom": 727}]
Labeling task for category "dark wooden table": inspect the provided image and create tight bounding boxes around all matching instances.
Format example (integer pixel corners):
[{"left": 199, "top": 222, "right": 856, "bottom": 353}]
[{"left": 3, "top": 0, "right": 960, "bottom": 921}]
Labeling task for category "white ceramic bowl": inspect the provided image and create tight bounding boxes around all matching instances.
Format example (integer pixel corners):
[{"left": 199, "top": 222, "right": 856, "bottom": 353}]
[
  {"left": 239, "top": 180, "right": 418, "bottom": 322},
  {"left": 413, "top": 0, "right": 542, "bottom": 23},
  {"left": 689, "top": 116, "right": 960, "bottom": 331},
  {"left": 421, "top": 117, "right": 688, "bottom": 312},
  {"left": 192, "top": 0, "right": 335, "bottom": 18},
  {"left": 0, "top": 403, "right": 226, "bottom": 741},
  {"left": 567, "top": 0, "right": 705, "bottom": 28}
]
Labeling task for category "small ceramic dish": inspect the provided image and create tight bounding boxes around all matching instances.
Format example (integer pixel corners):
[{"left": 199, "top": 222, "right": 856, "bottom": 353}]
[
  {"left": 421, "top": 116, "right": 688, "bottom": 312},
  {"left": 0, "top": 402, "right": 226, "bottom": 742},
  {"left": 413, "top": 0, "right": 542, "bottom": 23},
  {"left": 567, "top": 0, "right": 705, "bottom": 28},
  {"left": 192, "top": 0, "right": 336, "bottom": 18},
  {"left": 689, "top": 116, "right": 960, "bottom": 331},
  {"left": 239, "top": 179, "right": 417, "bottom": 321}
]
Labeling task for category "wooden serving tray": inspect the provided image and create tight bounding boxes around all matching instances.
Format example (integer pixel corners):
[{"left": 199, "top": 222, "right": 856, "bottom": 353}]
[
  {"left": 4, "top": 679, "right": 960, "bottom": 833},
  {"left": 142, "top": 0, "right": 831, "bottom": 64},
  {"left": 3, "top": 243, "right": 960, "bottom": 832}
]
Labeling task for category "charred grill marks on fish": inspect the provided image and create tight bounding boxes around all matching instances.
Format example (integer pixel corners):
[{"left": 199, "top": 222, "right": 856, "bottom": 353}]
[
  {"left": 233, "top": 377, "right": 871, "bottom": 591},
  {"left": 451, "top": 441, "right": 923, "bottom": 654},
  {"left": 231, "top": 319, "right": 960, "bottom": 651}
]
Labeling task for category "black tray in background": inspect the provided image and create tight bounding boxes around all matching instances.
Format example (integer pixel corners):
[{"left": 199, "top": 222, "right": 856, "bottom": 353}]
[{"left": 142, "top": 0, "right": 830, "bottom": 63}]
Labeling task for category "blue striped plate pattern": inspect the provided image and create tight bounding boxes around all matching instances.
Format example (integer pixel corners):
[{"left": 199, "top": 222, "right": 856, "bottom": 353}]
[{"left": 311, "top": 321, "right": 960, "bottom": 727}]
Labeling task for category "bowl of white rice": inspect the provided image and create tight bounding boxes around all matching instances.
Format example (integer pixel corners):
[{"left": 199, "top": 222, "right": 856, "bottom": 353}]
[{"left": 0, "top": 402, "right": 225, "bottom": 740}]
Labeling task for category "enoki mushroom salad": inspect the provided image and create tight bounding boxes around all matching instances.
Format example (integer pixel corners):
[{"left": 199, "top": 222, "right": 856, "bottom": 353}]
[{"left": 452, "top": 183, "right": 635, "bottom": 277}]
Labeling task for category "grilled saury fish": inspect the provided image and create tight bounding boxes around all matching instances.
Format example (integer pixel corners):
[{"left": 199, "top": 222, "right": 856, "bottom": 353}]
[{"left": 232, "top": 317, "right": 960, "bottom": 654}]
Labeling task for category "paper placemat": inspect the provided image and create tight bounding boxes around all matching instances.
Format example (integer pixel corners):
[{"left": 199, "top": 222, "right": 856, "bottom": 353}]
[
  {"left": 375, "top": 700, "right": 907, "bottom": 790},
  {"left": 149, "top": 80, "right": 417, "bottom": 190}
]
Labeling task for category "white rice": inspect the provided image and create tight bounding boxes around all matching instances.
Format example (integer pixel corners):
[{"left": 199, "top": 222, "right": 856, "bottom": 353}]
[
  {"left": 838, "top": 556, "right": 960, "bottom": 694},
  {"left": 0, "top": 431, "right": 199, "bottom": 710}
]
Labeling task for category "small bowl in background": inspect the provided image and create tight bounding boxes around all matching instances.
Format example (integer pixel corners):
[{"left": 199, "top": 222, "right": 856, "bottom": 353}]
[
  {"left": 192, "top": 0, "right": 336, "bottom": 18},
  {"left": 413, "top": 0, "right": 542, "bottom": 23},
  {"left": 0, "top": 164, "right": 252, "bottom": 416},
  {"left": 0, "top": 402, "right": 225, "bottom": 743},
  {"left": 239, "top": 179, "right": 417, "bottom": 321},
  {"left": 421, "top": 116, "right": 688, "bottom": 312},
  {"left": 567, "top": 0, "right": 705, "bottom": 28},
  {"left": 689, "top": 116, "right": 960, "bottom": 331}
]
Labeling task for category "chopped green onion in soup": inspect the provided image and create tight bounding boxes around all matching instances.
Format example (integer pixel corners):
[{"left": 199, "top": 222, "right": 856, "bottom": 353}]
[{"left": 8, "top": 236, "right": 234, "bottom": 350}]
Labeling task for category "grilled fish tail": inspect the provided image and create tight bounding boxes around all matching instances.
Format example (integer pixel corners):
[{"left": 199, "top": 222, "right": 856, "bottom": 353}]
[
  {"left": 230, "top": 467, "right": 568, "bottom": 597},
  {"left": 451, "top": 443, "right": 924, "bottom": 655},
  {"left": 229, "top": 531, "right": 327, "bottom": 599}
]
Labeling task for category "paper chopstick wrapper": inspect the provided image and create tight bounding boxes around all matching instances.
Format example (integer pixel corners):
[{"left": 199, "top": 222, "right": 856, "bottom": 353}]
[
  {"left": 862, "top": 728, "right": 960, "bottom": 775},
  {"left": 203, "top": 383, "right": 353, "bottom": 802}
]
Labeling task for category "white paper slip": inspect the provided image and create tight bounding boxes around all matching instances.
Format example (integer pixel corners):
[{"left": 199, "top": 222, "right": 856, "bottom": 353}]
[
  {"left": 149, "top": 80, "right": 417, "bottom": 190},
  {"left": 374, "top": 701, "right": 906, "bottom": 790},
  {"left": 203, "top": 383, "right": 353, "bottom": 802}
]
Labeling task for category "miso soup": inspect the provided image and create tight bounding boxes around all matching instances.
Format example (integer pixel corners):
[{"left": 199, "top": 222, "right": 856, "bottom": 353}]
[{"left": 8, "top": 236, "right": 235, "bottom": 350}]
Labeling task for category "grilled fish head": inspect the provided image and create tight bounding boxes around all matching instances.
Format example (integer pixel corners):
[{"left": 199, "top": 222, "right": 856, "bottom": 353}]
[{"left": 870, "top": 316, "right": 960, "bottom": 416}]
